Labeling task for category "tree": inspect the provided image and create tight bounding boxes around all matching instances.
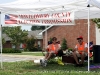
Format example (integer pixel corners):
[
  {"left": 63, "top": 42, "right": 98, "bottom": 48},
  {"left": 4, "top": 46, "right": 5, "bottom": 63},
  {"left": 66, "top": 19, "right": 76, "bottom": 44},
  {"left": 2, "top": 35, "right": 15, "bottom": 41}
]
[
  {"left": 4, "top": 26, "right": 28, "bottom": 49},
  {"left": 31, "top": 26, "right": 45, "bottom": 30},
  {"left": 2, "top": 38, "right": 6, "bottom": 45},
  {"left": 25, "top": 36, "right": 37, "bottom": 51},
  {"left": 2, "top": 27, "right": 12, "bottom": 33},
  {"left": 92, "top": 18, "right": 100, "bottom": 28},
  {"left": 61, "top": 38, "right": 68, "bottom": 51},
  {"left": 47, "top": 37, "right": 52, "bottom": 45}
]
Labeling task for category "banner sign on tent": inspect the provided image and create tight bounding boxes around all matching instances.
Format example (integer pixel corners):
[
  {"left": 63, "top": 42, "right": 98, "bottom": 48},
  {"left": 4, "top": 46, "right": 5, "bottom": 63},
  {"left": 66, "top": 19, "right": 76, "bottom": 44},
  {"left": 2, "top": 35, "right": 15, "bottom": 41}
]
[{"left": 5, "top": 11, "right": 74, "bottom": 25}]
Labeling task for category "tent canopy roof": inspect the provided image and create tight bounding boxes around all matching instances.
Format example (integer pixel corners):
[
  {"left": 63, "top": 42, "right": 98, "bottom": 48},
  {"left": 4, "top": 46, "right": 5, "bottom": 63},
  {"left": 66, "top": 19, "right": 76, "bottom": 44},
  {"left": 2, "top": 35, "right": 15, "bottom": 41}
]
[{"left": 0, "top": 0, "right": 100, "bottom": 19}]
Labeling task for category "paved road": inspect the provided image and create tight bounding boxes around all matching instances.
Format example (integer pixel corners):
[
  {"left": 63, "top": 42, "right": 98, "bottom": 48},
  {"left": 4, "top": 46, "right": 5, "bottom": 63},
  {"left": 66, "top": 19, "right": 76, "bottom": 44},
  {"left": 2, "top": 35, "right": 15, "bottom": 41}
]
[{"left": 0, "top": 54, "right": 44, "bottom": 62}]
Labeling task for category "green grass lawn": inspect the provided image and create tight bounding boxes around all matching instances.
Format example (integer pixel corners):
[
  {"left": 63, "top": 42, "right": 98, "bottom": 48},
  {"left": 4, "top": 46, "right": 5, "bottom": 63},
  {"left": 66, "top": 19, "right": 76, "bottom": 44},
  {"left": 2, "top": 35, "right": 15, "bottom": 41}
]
[
  {"left": 0, "top": 61, "right": 100, "bottom": 75},
  {"left": 3, "top": 52, "right": 44, "bottom": 56},
  {"left": 2, "top": 52, "right": 100, "bottom": 75}
]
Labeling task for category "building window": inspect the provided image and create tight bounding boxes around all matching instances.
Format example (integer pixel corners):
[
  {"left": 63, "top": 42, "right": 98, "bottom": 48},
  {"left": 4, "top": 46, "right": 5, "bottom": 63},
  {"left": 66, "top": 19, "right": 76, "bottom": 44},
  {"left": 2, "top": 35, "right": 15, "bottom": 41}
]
[
  {"left": 20, "top": 43, "right": 23, "bottom": 49},
  {"left": 12, "top": 45, "right": 15, "bottom": 49},
  {"left": 37, "top": 41, "right": 41, "bottom": 47}
]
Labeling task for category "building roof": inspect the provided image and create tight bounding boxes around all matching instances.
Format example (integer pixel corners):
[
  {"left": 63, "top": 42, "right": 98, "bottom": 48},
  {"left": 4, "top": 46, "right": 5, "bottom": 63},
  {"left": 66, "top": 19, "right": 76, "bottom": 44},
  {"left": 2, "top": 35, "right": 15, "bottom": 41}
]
[
  {"left": 28, "top": 30, "right": 43, "bottom": 39},
  {"left": 38, "top": 25, "right": 53, "bottom": 35},
  {"left": 2, "top": 34, "right": 11, "bottom": 41},
  {"left": 2, "top": 30, "right": 43, "bottom": 41}
]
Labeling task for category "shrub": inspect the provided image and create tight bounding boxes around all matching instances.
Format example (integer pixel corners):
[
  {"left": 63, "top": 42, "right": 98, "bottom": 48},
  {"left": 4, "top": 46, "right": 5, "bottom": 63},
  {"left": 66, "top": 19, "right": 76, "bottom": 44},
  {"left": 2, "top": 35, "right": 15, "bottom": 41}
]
[
  {"left": 68, "top": 48, "right": 73, "bottom": 51},
  {"left": 2, "top": 48, "right": 22, "bottom": 53},
  {"left": 13, "top": 49, "right": 22, "bottom": 53},
  {"left": 61, "top": 38, "right": 68, "bottom": 51},
  {"left": 25, "top": 36, "right": 36, "bottom": 51},
  {"left": 29, "top": 47, "right": 42, "bottom": 52}
]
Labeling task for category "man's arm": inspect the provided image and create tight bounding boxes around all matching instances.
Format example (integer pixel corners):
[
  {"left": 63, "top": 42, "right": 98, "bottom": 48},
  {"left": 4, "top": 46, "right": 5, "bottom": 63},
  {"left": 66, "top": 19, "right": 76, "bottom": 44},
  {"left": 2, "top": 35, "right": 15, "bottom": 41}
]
[
  {"left": 42, "top": 45, "right": 49, "bottom": 52},
  {"left": 73, "top": 48, "right": 77, "bottom": 52},
  {"left": 57, "top": 44, "right": 61, "bottom": 51},
  {"left": 84, "top": 43, "right": 88, "bottom": 52},
  {"left": 73, "top": 45, "right": 78, "bottom": 52}
]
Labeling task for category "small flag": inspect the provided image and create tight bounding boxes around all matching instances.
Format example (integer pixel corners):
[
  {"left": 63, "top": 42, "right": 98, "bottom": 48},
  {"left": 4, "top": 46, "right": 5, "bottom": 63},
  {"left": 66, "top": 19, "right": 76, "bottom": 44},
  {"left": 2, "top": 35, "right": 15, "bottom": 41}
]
[{"left": 5, "top": 14, "right": 18, "bottom": 24}]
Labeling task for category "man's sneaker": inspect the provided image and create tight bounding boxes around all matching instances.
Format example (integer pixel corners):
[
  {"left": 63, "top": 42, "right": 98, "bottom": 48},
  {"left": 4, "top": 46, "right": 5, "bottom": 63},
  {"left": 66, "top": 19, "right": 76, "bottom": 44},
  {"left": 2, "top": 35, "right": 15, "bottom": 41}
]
[
  {"left": 74, "top": 64, "right": 80, "bottom": 67},
  {"left": 79, "top": 64, "right": 84, "bottom": 67},
  {"left": 43, "top": 60, "right": 47, "bottom": 67},
  {"left": 40, "top": 59, "right": 43, "bottom": 66}
]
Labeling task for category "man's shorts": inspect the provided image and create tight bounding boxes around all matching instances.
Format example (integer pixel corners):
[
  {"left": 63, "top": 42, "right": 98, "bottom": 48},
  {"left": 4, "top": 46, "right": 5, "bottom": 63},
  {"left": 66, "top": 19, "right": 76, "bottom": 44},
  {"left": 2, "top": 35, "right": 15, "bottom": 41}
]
[{"left": 76, "top": 51, "right": 88, "bottom": 57}]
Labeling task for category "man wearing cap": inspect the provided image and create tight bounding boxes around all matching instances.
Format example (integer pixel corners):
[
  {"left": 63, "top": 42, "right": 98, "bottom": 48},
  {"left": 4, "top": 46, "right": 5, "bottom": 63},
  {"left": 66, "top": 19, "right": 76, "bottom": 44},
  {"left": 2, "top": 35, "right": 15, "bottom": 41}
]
[{"left": 72, "top": 36, "right": 88, "bottom": 67}]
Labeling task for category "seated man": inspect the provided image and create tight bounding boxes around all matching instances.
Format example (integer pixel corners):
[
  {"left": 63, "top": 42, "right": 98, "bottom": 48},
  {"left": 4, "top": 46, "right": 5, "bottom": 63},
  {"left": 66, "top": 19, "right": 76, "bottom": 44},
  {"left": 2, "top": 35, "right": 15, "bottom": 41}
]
[
  {"left": 72, "top": 36, "right": 88, "bottom": 67},
  {"left": 40, "top": 37, "right": 62, "bottom": 67}
]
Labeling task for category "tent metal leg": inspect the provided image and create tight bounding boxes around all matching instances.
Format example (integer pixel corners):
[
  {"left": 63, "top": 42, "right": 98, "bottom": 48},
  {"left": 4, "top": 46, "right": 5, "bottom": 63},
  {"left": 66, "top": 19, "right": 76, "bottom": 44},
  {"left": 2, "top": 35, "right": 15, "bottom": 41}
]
[{"left": 0, "top": 12, "right": 3, "bottom": 69}]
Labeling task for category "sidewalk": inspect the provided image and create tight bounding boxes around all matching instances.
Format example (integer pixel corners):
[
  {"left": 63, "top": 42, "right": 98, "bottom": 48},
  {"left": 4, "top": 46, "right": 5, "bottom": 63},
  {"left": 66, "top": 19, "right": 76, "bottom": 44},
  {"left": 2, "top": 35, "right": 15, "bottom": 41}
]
[
  {"left": 2, "top": 54, "right": 43, "bottom": 58},
  {"left": 1, "top": 54, "right": 44, "bottom": 62}
]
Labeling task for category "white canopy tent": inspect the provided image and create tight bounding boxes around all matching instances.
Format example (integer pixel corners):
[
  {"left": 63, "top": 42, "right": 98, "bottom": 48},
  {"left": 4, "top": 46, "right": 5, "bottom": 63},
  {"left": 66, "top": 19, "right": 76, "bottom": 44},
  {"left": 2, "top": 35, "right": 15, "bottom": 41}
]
[
  {"left": 0, "top": 0, "right": 100, "bottom": 71},
  {"left": 0, "top": 0, "right": 100, "bottom": 19}
]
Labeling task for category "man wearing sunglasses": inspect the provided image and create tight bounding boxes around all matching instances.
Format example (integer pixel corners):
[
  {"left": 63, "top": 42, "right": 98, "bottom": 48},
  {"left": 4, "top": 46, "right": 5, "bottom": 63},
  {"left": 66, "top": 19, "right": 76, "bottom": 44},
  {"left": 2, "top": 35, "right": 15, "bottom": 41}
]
[
  {"left": 40, "top": 37, "right": 61, "bottom": 67},
  {"left": 72, "top": 36, "right": 88, "bottom": 67}
]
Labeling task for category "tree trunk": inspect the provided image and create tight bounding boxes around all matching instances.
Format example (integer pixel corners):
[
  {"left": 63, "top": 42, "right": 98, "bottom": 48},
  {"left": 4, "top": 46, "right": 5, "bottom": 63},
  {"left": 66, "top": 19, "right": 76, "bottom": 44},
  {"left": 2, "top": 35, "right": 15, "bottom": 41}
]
[{"left": 15, "top": 44, "right": 20, "bottom": 50}]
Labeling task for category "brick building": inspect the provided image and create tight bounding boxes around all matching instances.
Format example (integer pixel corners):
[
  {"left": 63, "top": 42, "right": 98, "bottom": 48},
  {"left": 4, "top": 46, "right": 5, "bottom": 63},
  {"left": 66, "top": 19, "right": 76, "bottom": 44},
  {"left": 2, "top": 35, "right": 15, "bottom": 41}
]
[
  {"left": 42, "top": 19, "right": 96, "bottom": 49},
  {"left": 3, "top": 30, "right": 43, "bottom": 49}
]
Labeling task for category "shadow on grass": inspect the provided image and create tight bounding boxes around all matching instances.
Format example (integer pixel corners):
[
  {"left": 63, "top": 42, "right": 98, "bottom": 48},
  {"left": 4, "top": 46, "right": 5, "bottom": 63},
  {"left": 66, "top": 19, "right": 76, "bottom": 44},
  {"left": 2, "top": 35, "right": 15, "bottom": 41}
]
[
  {"left": 22, "top": 62, "right": 88, "bottom": 71},
  {"left": 3, "top": 61, "right": 100, "bottom": 73}
]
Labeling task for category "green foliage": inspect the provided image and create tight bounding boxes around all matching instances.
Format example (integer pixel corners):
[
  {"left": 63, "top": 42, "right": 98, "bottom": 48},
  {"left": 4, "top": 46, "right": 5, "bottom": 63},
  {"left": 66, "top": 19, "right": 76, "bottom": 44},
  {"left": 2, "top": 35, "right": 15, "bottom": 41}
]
[
  {"left": 2, "top": 38, "right": 6, "bottom": 45},
  {"left": 68, "top": 48, "right": 73, "bottom": 51},
  {"left": 31, "top": 26, "right": 46, "bottom": 31},
  {"left": 92, "top": 18, "right": 100, "bottom": 28},
  {"left": 48, "top": 37, "right": 53, "bottom": 44},
  {"left": 61, "top": 38, "right": 68, "bottom": 50},
  {"left": 3, "top": 26, "right": 28, "bottom": 49},
  {"left": 32, "top": 47, "right": 42, "bottom": 51},
  {"left": 2, "top": 27, "right": 12, "bottom": 33},
  {"left": 37, "top": 46, "right": 42, "bottom": 51},
  {"left": 49, "top": 37, "right": 52, "bottom": 42},
  {"left": 2, "top": 48, "right": 22, "bottom": 53},
  {"left": 25, "top": 36, "right": 37, "bottom": 51}
]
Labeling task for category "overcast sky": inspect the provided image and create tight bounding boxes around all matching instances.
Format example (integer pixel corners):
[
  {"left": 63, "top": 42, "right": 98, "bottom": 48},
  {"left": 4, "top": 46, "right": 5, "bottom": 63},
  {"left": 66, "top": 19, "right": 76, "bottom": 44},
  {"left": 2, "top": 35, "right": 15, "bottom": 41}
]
[
  {"left": 0, "top": 0, "right": 31, "bottom": 31},
  {"left": 0, "top": 0, "right": 15, "bottom": 4}
]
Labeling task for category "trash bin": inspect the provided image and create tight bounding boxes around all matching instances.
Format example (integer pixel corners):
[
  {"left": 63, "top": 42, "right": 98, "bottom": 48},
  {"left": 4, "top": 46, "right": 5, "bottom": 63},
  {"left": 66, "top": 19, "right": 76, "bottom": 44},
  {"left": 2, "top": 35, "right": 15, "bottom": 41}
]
[{"left": 93, "top": 45, "right": 100, "bottom": 63}]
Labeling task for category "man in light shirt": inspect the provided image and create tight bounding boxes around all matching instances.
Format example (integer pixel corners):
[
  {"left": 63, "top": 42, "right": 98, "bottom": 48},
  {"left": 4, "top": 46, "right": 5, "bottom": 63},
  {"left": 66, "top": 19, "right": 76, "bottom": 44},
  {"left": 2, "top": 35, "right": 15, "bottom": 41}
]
[{"left": 40, "top": 37, "right": 62, "bottom": 67}]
